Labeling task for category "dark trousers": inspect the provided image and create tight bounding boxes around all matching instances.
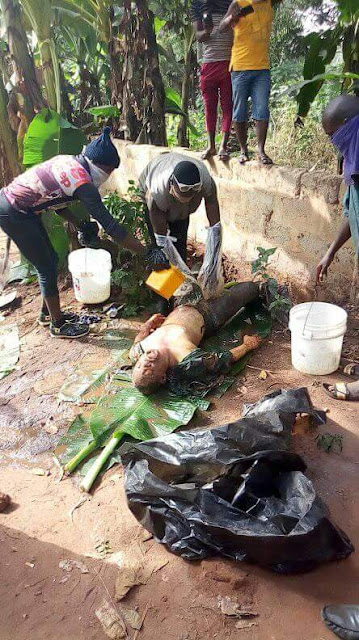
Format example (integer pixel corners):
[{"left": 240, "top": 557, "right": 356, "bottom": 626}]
[
  {"left": 197, "top": 282, "right": 260, "bottom": 336},
  {"left": 0, "top": 192, "right": 59, "bottom": 298},
  {"left": 145, "top": 208, "right": 190, "bottom": 264}
]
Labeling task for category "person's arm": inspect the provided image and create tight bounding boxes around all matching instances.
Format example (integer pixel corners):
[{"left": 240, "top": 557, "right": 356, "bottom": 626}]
[
  {"left": 133, "top": 314, "right": 166, "bottom": 344},
  {"left": 218, "top": 0, "right": 241, "bottom": 32},
  {"left": 229, "top": 334, "right": 262, "bottom": 362},
  {"left": 74, "top": 183, "right": 145, "bottom": 255},
  {"left": 316, "top": 218, "right": 352, "bottom": 283},
  {"left": 204, "top": 181, "right": 220, "bottom": 226},
  {"left": 193, "top": 19, "right": 213, "bottom": 42},
  {"left": 146, "top": 193, "right": 168, "bottom": 235}
]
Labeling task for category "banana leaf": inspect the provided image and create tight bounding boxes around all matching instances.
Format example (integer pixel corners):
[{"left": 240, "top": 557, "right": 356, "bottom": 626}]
[
  {"left": 56, "top": 387, "right": 209, "bottom": 474},
  {"left": 23, "top": 108, "right": 87, "bottom": 168},
  {"left": 0, "top": 324, "right": 20, "bottom": 380}
]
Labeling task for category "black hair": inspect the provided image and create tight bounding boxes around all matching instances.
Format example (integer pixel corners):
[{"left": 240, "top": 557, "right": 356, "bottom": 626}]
[{"left": 173, "top": 160, "right": 201, "bottom": 186}]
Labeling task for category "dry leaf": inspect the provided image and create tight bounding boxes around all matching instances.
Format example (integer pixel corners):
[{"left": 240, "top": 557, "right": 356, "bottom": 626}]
[
  {"left": 59, "top": 559, "right": 89, "bottom": 574},
  {"left": 95, "top": 601, "right": 127, "bottom": 639},
  {"left": 25, "top": 562, "right": 35, "bottom": 568},
  {"left": 219, "top": 596, "right": 241, "bottom": 617},
  {"left": 119, "top": 607, "right": 142, "bottom": 631},
  {"left": 259, "top": 370, "right": 268, "bottom": 380},
  {"left": 115, "top": 543, "right": 168, "bottom": 601},
  {"left": 235, "top": 620, "right": 258, "bottom": 630}
]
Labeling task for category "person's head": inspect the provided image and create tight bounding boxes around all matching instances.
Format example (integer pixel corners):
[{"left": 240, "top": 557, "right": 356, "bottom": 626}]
[
  {"left": 132, "top": 349, "right": 170, "bottom": 395},
  {"left": 322, "top": 95, "right": 359, "bottom": 137},
  {"left": 169, "top": 160, "right": 202, "bottom": 204},
  {"left": 84, "top": 126, "right": 120, "bottom": 187}
]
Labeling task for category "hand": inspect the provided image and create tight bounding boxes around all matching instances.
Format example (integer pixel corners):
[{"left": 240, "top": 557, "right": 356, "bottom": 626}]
[
  {"left": 145, "top": 246, "right": 170, "bottom": 271},
  {"left": 316, "top": 253, "right": 334, "bottom": 284},
  {"left": 77, "top": 220, "right": 100, "bottom": 249},
  {"left": 147, "top": 314, "right": 166, "bottom": 331},
  {"left": 243, "top": 334, "right": 262, "bottom": 350}
]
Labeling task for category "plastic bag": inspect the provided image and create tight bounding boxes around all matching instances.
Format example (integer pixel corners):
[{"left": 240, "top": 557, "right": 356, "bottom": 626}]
[
  {"left": 197, "top": 222, "right": 224, "bottom": 300},
  {"left": 122, "top": 388, "right": 353, "bottom": 574},
  {"left": 155, "top": 233, "right": 202, "bottom": 302},
  {"left": 154, "top": 234, "right": 192, "bottom": 276}
]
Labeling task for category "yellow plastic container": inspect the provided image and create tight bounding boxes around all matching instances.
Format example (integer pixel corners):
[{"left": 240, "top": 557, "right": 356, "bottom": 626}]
[{"left": 146, "top": 264, "right": 186, "bottom": 300}]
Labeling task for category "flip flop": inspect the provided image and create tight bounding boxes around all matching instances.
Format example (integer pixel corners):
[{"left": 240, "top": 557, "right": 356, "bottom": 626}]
[
  {"left": 218, "top": 150, "right": 230, "bottom": 161},
  {"left": 322, "top": 382, "right": 353, "bottom": 401},
  {"left": 239, "top": 152, "right": 249, "bottom": 164},
  {"left": 343, "top": 363, "right": 359, "bottom": 377},
  {"left": 258, "top": 153, "right": 273, "bottom": 166}
]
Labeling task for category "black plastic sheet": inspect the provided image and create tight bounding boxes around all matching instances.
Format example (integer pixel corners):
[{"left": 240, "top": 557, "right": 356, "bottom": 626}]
[{"left": 122, "top": 388, "right": 354, "bottom": 574}]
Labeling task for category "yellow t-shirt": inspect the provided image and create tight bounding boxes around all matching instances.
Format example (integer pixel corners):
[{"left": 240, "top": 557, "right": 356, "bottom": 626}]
[{"left": 230, "top": 0, "right": 273, "bottom": 71}]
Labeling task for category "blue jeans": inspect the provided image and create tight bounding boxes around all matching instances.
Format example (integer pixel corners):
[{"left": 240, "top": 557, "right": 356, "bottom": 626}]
[
  {"left": 231, "top": 69, "right": 271, "bottom": 123},
  {"left": 0, "top": 192, "right": 59, "bottom": 298}
]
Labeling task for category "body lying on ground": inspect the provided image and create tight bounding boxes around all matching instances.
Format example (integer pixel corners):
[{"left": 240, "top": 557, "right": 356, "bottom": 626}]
[{"left": 130, "top": 281, "right": 262, "bottom": 395}]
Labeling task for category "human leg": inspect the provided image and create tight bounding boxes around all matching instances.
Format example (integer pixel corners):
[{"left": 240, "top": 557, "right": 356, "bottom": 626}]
[
  {"left": 0, "top": 196, "right": 88, "bottom": 338},
  {"left": 231, "top": 71, "right": 251, "bottom": 163},
  {"left": 204, "top": 282, "right": 259, "bottom": 335},
  {"left": 169, "top": 218, "right": 190, "bottom": 264},
  {"left": 218, "top": 69, "right": 233, "bottom": 158},
  {"left": 201, "top": 63, "right": 220, "bottom": 160},
  {"left": 251, "top": 69, "right": 272, "bottom": 164}
]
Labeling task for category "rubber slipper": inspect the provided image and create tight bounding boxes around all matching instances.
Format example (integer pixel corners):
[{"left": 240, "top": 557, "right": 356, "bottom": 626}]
[
  {"left": 343, "top": 363, "right": 359, "bottom": 377},
  {"left": 218, "top": 150, "right": 230, "bottom": 161},
  {"left": 239, "top": 153, "right": 249, "bottom": 164},
  {"left": 322, "top": 382, "right": 352, "bottom": 401},
  {"left": 258, "top": 153, "right": 273, "bottom": 165}
]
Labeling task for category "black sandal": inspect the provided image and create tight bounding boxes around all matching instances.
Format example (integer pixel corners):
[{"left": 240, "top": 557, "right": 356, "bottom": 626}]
[
  {"left": 322, "top": 382, "right": 353, "bottom": 401},
  {"left": 343, "top": 363, "right": 359, "bottom": 377}
]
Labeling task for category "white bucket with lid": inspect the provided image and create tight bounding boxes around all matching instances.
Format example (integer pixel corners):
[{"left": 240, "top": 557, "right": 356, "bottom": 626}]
[
  {"left": 289, "top": 302, "right": 347, "bottom": 375},
  {"left": 68, "top": 248, "right": 112, "bottom": 304}
]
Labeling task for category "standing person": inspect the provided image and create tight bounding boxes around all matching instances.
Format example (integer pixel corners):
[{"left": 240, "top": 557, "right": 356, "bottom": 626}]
[
  {"left": 317, "top": 94, "right": 359, "bottom": 402},
  {"left": 0, "top": 128, "right": 161, "bottom": 339},
  {"left": 219, "top": 0, "right": 281, "bottom": 165},
  {"left": 191, "top": 0, "right": 233, "bottom": 160}
]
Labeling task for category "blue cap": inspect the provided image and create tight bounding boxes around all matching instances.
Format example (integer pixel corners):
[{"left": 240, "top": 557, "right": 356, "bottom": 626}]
[{"left": 85, "top": 127, "right": 120, "bottom": 169}]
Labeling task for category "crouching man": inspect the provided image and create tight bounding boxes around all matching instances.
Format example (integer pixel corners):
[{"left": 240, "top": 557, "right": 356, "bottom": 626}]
[{"left": 130, "top": 281, "right": 262, "bottom": 395}]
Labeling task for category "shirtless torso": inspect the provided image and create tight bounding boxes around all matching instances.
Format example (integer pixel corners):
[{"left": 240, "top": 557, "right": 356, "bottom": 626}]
[{"left": 130, "top": 307, "right": 205, "bottom": 367}]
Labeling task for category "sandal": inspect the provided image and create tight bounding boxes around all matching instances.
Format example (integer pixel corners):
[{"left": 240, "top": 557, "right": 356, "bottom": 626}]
[
  {"left": 322, "top": 382, "right": 354, "bottom": 401},
  {"left": 343, "top": 363, "right": 359, "bottom": 377},
  {"left": 258, "top": 153, "right": 273, "bottom": 165},
  {"left": 218, "top": 149, "right": 230, "bottom": 161},
  {"left": 239, "top": 152, "right": 249, "bottom": 164}
]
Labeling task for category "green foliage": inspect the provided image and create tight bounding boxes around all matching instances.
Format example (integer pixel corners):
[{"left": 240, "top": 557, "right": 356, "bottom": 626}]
[
  {"left": 86, "top": 105, "right": 121, "bottom": 118},
  {"left": 23, "top": 107, "right": 86, "bottom": 168},
  {"left": 111, "top": 262, "right": 152, "bottom": 318},
  {"left": 316, "top": 433, "right": 343, "bottom": 453},
  {"left": 252, "top": 248, "right": 291, "bottom": 319},
  {"left": 103, "top": 183, "right": 150, "bottom": 245}
]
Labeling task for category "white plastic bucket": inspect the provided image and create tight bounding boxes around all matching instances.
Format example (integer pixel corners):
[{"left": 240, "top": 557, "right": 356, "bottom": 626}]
[
  {"left": 68, "top": 248, "right": 112, "bottom": 304},
  {"left": 289, "top": 302, "right": 347, "bottom": 375}
]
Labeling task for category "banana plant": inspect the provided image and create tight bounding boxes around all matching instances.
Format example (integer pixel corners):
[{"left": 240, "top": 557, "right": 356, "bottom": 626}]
[{"left": 294, "top": 0, "right": 359, "bottom": 117}]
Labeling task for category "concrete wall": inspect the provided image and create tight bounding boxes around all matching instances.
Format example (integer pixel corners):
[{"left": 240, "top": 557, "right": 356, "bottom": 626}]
[{"left": 106, "top": 141, "right": 355, "bottom": 303}]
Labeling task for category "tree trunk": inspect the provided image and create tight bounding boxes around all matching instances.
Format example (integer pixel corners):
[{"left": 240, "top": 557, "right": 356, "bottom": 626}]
[
  {"left": 0, "top": 0, "right": 44, "bottom": 123},
  {"left": 59, "top": 64, "right": 73, "bottom": 122},
  {"left": 109, "top": 2, "right": 123, "bottom": 134},
  {"left": 121, "top": 0, "right": 167, "bottom": 145},
  {"left": 0, "top": 72, "right": 20, "bottom": 184},
  {"left": 177, "top": 25, "right": 194, "bottom": 148},
  {"left": 38, "top": 38, "right": 61, "bottom": 112}
]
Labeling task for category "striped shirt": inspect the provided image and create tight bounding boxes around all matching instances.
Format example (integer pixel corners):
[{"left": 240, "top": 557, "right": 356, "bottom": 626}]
[{"left": 202, "top": 14, "right": 233, "bottom": 63}]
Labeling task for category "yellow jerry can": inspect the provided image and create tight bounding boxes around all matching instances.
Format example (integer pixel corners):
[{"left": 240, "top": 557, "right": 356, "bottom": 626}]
[{"left": 146, "top": 264, "right": 186, "bottom": 300}]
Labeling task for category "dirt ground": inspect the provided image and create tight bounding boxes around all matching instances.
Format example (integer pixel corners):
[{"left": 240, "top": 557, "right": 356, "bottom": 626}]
[{"left": 1, "top": 239, "right": 359, "bottom": 640}]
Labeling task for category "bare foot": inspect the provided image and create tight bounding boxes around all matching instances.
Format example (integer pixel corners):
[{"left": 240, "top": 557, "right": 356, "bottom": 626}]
[
  {"left": 243, "top": 334, "right": 262, "bottom": 350},
  {"left": 201, "top": 147, "right": 216, "bottom": 161}
]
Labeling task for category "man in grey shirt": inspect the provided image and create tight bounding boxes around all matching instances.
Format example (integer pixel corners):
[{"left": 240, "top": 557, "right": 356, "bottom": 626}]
[{"left": 138, "top": 152, "right": 221, "bottom": 264}]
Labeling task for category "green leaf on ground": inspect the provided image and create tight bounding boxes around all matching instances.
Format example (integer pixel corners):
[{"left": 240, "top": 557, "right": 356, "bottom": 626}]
[{"left": 0, "top": 324, "right": 20, "bottom": 380}]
